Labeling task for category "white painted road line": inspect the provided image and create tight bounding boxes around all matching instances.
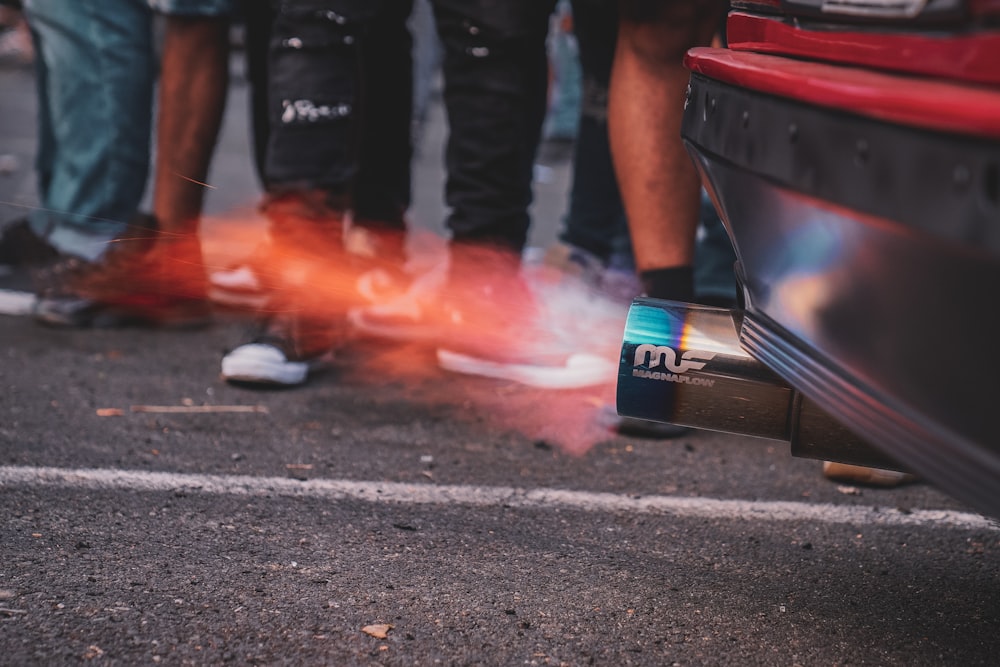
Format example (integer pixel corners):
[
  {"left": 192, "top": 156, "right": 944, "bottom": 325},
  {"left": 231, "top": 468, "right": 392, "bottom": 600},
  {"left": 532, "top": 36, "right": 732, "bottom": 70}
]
[{"left": 1, "top": 465, "right": 997, "bottom": 532}]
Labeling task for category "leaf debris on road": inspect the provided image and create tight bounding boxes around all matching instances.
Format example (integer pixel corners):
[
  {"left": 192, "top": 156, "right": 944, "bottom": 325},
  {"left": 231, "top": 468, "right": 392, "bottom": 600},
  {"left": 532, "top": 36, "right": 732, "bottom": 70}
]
[{"left": 362, "top": 623, "right": 393, "bottom": 639}]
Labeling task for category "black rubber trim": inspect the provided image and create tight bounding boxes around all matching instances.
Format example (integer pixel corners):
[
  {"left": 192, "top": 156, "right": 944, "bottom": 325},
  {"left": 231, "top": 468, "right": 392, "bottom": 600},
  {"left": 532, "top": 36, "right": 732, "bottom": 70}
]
[{"left": 682, "top": 72, "right": 1000, "bottom": 258}]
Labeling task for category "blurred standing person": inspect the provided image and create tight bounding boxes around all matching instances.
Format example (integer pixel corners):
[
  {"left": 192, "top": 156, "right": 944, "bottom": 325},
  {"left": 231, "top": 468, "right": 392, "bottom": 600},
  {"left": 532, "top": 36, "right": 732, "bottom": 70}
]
[
  {"left": 141, "top": 0, "right": 236, "bottom": 307},
  {"left": 607, "top": 0, "right": 727, "bottom": 303},
  {"left": 0, "top": 0, "right": 156, "bottom": 273},
  {"left": 546, "top": 0, "right": 736, "bottom": 307},
  {"left": 221, "top": 0, "right": 415, "bottom": 386},
  {"left": 427, "top": 0, "right": 556, "bottom": 270},
  {"left": 353, "top": 0, "right": 619, "bottom": 389},
  {"left": 542, "top": 0, "right": 639, "bottom": 301},
  {"left": 3, "top": 0, "right": 239, "bottom": 327}
]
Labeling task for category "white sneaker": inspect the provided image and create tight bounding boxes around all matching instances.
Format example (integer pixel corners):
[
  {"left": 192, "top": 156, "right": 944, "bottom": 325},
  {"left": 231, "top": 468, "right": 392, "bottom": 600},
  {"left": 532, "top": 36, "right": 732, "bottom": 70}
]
[
  {"left": 221, "top": 313, "right": 335, "bottom": 386},
  {"left": 222, "top": 343, "right": 318, "bottom": 386},
  {"left": 437, "top": 349, "right": 615, "bottom": 389}
]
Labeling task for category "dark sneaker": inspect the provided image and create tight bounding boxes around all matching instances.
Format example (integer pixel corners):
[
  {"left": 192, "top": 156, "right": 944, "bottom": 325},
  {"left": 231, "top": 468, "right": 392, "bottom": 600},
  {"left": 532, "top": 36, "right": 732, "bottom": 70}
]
[
  {"left": 352, "top": 244, "right": 616, "bottom": 389},
  {"left": 221, "top": 311, "right": 338, "bottom": 386},
  {"left": 0, "top": 218, "right": 60, "bottom": 267},
  {"left": 32, "top": 215, "right": 211, "bottom": 328}
]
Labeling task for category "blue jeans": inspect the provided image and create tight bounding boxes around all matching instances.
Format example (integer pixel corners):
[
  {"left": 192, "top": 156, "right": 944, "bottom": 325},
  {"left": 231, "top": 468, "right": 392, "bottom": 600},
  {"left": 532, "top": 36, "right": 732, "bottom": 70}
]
[{"left": 23, "top": 0, "right": 155, "bottom": 261}]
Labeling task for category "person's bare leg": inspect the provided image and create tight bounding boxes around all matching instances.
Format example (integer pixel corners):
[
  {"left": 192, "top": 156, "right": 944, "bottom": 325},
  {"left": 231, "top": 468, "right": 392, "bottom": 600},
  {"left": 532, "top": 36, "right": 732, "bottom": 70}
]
[
  {"left": 153, "top": 15, "right": 230, "bottom": 239},
  {"left": 608, "top": 0, "right": 724, "bottom": 298}
]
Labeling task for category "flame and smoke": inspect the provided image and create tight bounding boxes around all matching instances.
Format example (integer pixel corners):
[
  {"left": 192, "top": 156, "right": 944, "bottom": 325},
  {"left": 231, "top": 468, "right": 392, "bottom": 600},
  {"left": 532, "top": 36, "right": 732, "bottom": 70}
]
[{"left": 18, "top": 207, "right": 637, "bottom": 455}]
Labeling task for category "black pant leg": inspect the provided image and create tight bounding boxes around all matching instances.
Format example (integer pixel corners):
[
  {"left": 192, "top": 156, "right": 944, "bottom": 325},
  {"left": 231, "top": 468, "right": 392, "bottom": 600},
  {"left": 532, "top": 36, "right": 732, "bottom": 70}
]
[
  {"left": 352, "top": 0, "right": 414, "bottom": 228},
  {"left": 431, "top": 0, "right": 557, "bottom": 254},
  {"left": 265, "top": 0, "right": 379, "bottom": 194}
]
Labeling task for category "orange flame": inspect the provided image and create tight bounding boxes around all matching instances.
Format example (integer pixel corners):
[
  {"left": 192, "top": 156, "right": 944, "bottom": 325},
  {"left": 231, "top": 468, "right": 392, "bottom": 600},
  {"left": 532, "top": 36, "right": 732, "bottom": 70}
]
[{"left": 64, "top": 211, "right": 634, "bottom": 455}]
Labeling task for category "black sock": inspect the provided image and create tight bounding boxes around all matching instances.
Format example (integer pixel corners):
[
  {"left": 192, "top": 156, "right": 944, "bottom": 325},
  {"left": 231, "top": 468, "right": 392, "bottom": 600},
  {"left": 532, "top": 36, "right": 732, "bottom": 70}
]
[{"left": 640, "top": 266, "right": 694, "bottom": 301}]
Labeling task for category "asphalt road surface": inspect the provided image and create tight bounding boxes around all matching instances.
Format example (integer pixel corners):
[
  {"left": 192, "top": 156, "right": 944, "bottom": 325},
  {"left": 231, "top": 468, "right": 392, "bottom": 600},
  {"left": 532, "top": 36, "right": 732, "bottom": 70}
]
[{"left": 2, "top": 50, "right": 999, "bottom": 667}]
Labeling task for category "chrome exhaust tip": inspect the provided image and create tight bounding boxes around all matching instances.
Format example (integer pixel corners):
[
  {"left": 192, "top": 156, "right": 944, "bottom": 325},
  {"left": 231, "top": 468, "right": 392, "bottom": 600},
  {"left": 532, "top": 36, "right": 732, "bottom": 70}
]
[{"left": 617, "top": 298, "right": 906, "bottom": 471}]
